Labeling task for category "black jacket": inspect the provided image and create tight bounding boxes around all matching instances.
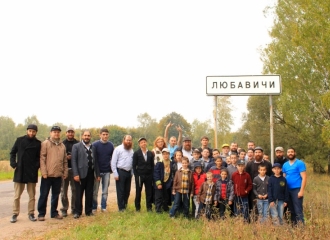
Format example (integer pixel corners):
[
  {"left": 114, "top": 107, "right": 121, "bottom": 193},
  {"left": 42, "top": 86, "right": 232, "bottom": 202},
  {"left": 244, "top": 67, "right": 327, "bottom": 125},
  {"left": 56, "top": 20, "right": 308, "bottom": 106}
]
[
  {"left": 133, "top": 149, "right": 154, "bottom": 176},
  {"left": 63, "top": 138, "right": 79, "bottom": 168},
  {"left": 10, "top": 135, "right": 41, "bottom": 183}
]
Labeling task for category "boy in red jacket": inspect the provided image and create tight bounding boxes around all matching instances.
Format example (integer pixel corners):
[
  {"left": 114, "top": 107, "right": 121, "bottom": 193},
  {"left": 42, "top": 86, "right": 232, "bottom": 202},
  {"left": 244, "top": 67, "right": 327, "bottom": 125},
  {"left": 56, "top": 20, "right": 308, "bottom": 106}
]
[
  {"left": 192, "top": 162, "right": 206, "bottom": 218},
  {"left": 231, "top": 159, "right": 252, "bottom": 221}
]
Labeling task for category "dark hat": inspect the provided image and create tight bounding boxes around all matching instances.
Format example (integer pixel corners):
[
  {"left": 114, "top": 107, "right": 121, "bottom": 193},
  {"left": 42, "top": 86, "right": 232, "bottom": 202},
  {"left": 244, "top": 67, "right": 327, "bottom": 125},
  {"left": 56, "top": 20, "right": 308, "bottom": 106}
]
[
  {"left": 254, "top": 146, "right": 264, "bottom": 152},
  {"left": 272, "top": 163, "right": 282, "bottom": 168},
  {"left": 27, "top": 124, "right": 38, "bottom": 132},
  {"left": 194, "top": 162, "right": 202, "bottom": 169},
  {"left": 50, "top": 126, "right": 61, "bottom": 132},
  {"left": 237, "top": 159, "right": 245, "bottom": 165},
  {"left": 183, "top": 136, "right": 191, "bottom": 142},
  {"left": 66, "top": 126, "right": 75, "bottom": 132},
  {"left": 138, "top": 137, "right": 147, "bottom": 142}
]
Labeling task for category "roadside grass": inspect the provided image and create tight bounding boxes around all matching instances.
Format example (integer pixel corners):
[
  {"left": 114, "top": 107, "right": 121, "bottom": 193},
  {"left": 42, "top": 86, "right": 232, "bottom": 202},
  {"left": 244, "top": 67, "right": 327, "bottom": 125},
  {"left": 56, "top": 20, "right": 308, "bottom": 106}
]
[
  {"left": 0, "top": 160, "right": 13, "bottom": 181},
  {"left": 42, "top": 166, "right": 330, "bottom": 240}
]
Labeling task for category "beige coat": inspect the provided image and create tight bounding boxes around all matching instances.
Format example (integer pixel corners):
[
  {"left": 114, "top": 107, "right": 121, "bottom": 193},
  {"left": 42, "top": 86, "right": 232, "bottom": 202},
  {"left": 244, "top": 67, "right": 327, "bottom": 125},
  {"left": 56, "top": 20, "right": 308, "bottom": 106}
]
[{"left": 40, "top": 139, "right": 68, "bottom": 178}]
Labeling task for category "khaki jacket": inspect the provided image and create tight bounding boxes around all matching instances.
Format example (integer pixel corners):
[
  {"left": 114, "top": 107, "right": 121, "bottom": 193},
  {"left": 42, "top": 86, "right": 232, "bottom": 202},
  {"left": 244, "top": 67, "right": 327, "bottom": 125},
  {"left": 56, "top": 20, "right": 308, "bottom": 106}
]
[
  {"left": 172, "top": 168, "right": 194, "bottom": 195},
  {"left": 40, "top": 139, "right": 68, "bottom": 178}
]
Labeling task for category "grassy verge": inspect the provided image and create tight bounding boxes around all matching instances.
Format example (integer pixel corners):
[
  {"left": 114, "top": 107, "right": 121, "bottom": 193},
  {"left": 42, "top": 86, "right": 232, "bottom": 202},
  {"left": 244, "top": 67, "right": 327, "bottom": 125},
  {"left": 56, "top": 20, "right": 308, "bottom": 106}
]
[
  {"left": 41, "top": 166, "right": 330, "bottom": 240},
  {"left": 0, "top": 160, "right": 13, "bottom": 181}
]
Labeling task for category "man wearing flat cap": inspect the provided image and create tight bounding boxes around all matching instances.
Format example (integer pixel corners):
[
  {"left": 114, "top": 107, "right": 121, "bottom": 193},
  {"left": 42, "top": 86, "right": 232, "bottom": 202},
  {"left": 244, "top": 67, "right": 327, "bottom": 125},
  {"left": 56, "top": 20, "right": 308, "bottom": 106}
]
[
  {"left": 9, "top": 124, "right": 41, "bottom": 223},
  {"left": 37, "top": 126, "right": 68, "bottom": 221},
  {"left": 133, "top": 137, "right": 154, "bottom": 212}
]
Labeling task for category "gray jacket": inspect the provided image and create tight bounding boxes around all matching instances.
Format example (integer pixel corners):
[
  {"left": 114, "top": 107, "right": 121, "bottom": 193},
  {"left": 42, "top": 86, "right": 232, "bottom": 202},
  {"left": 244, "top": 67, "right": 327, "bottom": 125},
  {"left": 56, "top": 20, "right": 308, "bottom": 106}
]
[{"left": 71, "top": 142, "right": 100, "bottom": 179}]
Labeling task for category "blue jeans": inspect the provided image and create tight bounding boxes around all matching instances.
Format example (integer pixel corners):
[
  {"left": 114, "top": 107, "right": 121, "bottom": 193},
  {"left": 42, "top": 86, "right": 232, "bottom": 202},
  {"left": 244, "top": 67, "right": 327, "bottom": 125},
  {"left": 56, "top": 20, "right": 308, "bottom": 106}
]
[
  {"left": 234, "top": 196, "right": 249, "bottom": 221},
  {"left": 269, "top": 200, "right": 284, "bottom": 225},
  {"left": 257, "top": 199, "right": 269, "bottom": 223},
  {"left": 288, "top": 188, "right": 304, "bottom": 225},
  {"left": 93, "top": 172, "right": 110, "bottom": 210},
  {"left": 170, "top": 192, "right": 190, "bottom": 217},
  {"left": 38, "top": 177, "right": 62, "bottom": 218}
]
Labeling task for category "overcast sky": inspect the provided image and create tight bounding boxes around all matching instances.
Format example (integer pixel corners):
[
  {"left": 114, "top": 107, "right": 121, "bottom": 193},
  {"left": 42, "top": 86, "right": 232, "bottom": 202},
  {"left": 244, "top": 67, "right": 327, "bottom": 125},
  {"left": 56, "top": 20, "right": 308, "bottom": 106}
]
[{"left": 0, "top": 0, "right": 275, "bottom": 131}]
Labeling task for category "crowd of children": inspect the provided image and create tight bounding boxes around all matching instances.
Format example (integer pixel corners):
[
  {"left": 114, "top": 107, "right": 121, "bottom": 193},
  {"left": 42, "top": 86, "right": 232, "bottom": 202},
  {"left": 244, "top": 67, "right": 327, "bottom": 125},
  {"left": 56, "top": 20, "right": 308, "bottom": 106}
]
[{"left": 154, "top": 147, "right": 291, "bottom": 225}]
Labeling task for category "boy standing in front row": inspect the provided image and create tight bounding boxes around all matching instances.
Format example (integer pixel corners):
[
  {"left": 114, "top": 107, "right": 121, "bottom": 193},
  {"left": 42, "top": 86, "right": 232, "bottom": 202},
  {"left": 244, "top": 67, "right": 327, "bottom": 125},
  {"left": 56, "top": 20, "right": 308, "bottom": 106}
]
[
  {"left": 197, "top": 172, "right": 216, "bottom": 219},
  {"left": 231, "top": 159, "right": 252, "bottom": 221},
  {"left": 253, "top": 164, "right": 269, "bottom": 223},
  {"left": 170, "top": 157, "right": 194, "bottom": 218},
  {"left": 214, "top": 169, "right": 234, "bottom": 219},
  {"left": 268, "top": 163, "right": 289, "bottom": 225}
]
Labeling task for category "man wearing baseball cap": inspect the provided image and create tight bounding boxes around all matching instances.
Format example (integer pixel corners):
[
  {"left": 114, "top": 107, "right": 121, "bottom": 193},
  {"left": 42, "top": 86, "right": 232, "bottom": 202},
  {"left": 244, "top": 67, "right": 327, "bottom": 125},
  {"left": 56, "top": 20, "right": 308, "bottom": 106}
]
[
  {"left": 274, "top": 146, "right": 288, "bottom": 168},
  {"left": 9, "top": 124, "right": 41, "bottom": 223},
  {"left": 37, "top": 126, "right": 68, "bottom": 221}
]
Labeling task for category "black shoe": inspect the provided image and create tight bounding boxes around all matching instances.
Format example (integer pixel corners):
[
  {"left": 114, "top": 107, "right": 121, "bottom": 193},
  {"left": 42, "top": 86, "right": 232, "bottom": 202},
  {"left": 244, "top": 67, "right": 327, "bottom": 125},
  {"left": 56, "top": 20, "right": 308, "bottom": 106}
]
[
  {"left": 29, "top": 214, "right": 37, "bottom": 222},
  {"left": 62, "top": 211, "right": 68, "bottom": 217},
  {"left": 10, "top": 215, "right": 17, "bottom": 223},
  {"left": 73, "top": 214, "right": 80, "bottom": 219},
  {"left": 86, "top": 213, "right": 95, "bottom": 217}
]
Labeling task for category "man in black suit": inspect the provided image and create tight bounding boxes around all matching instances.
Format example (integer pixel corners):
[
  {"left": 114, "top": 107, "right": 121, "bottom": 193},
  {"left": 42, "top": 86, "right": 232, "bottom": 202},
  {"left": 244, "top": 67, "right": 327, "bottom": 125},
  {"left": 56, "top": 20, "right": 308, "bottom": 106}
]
[
  {"left": 71, "top": 130, "right": 100, "bottom": 218},
  {"left": 133, "top": 137, "right": 154, "bottom": 212}
]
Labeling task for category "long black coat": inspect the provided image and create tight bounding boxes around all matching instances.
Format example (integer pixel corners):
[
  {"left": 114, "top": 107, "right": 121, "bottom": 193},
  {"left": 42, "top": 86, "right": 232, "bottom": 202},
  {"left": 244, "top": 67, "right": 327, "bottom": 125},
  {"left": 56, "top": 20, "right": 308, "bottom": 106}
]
[{"left": 10, "top": 135, "right": 41, "bottom": 183}]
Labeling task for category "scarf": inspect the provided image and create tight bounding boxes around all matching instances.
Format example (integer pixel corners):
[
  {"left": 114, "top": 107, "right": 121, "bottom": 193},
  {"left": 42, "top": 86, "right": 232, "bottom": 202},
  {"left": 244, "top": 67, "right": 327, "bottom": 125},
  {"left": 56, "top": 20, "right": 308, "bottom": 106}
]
[
  {"left": 181, "top": 169, "right": 189, "bottom": 194},
  {"left": 163, "top": 159, "right": 170, "bottom": 183},
  {"left": 205, "top": 182, "right": 214, "bottom": 205}
]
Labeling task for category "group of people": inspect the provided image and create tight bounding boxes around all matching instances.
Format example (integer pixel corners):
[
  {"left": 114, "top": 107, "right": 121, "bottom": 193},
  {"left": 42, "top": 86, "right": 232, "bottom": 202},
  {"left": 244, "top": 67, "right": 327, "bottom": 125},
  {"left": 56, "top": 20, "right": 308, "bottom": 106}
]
[{"left": 9, "top": 122, "right": 307, "bottom": 226}]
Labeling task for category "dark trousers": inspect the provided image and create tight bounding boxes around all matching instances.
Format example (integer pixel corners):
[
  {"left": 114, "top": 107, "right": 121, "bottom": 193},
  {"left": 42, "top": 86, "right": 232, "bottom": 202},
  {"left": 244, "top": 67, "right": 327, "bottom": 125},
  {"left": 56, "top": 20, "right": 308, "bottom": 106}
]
[
  {"left": 75, "top": 168, "right": 94, "bottom": 215},
  {"left": 154, "top": 184, "right": 169, "bottom": 212},
  {"left": 197, "top": 203, "right": 213, "bottom": 220},
  {"left": 38, "top": 177, "right": 62, "bottom": 218},
  {"left": 288, "top": 188, "right": 304, "bottom": 225},
  {"left": 134, "top": 174, "right": 153, "bottom": 211},
  {"left": 234, "top": 196, "right": 249, "bottom": 221},
  {"left": 218, "top": 199, "right": 228, "bottom": 218},
  {"left": 248, "top": 191, "right": 258, "bottom": 221},
  {"left": 115, "top": 169, "right": 132, "bottom": 211},
  {"left": 170, "top": 192, "right": 190, "bottom": 217}
]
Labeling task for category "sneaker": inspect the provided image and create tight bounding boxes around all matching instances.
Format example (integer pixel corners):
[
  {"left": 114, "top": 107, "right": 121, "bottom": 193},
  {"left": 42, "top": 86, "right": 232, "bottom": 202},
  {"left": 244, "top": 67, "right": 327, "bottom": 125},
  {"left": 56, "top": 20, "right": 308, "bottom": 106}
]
[
  {"left": 61, "top": 211, "right": 68, "bottom": 217},
  {"left": 101, "top": 209, "right": 107, "bottom": 212},
  {"left": 10, "top": 215, "right": 17, "bottom": 223},
  {"left": 29, "top": 214, "right": 37, "bottom": 222},
  {"left": 38, "top": 216, "right": 45, "bottom": 221},
  {"left": 73, "top": 214, "right": 80, "bottom": 219},
  {"left": 92, "top": 209, "right": 97, "bottom": 214},
  {"left": 52, "top": 214, "right": 63, "bottom": 220}
]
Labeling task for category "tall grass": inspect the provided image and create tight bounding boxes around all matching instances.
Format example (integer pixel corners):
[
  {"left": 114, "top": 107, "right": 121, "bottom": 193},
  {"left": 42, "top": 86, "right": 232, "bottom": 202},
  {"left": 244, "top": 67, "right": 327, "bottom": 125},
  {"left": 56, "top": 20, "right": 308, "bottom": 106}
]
[
  {"left": 40, "top": 166, "right": 330, "bottom": 240},
  {"left": 0, "top": 160, "right": 14, "bottom": 181}
]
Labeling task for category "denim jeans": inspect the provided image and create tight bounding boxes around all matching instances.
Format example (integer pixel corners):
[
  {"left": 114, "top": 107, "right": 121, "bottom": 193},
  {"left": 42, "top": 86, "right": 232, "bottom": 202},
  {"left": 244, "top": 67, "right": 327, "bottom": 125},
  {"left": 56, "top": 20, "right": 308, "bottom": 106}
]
[
  {"left": 269, "top": 200, "right": 284, "bottom": 225},
  {"left": 257, "top": 199, "right": 269, "bottom": 223},
  {"left": 93, "top": 172, "right": 110, "bottom": 210},
  {"left": 234, "top": 196, "right": 249, "bottom": 221},
  {"left": 169, "top": 192, "right": 190, "bottom": 217},
  {"left": 60, "top": 169, "right": 76, "bottom": 213},
  {"left": 288, "top": 188, "right": 304, "bottom": 225}
]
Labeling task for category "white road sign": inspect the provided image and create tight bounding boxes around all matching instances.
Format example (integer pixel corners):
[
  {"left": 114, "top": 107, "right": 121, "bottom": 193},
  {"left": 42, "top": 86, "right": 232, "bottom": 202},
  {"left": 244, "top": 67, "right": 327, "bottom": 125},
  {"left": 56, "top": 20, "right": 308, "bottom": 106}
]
[{"left": 206, "top": 75, "right": 281, "bottom": 96}]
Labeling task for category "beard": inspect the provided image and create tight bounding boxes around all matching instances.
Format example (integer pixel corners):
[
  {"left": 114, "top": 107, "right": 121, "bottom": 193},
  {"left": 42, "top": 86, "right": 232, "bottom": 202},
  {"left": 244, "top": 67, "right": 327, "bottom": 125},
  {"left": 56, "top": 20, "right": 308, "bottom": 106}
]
[
  {"left": 288, "top": 153, "right": 296, "bottom": 160},
  {"left": 83, "top": 139, "right": 90, "bottom": 144},
  {"left": 124, "top": 142, "right": 132, "bottom": 149}
]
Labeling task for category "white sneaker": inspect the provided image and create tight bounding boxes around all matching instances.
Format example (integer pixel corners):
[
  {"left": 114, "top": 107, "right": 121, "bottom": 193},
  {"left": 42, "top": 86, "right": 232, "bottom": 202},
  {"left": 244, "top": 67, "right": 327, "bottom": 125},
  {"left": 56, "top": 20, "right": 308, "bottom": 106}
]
[
  {"left": 101, "top": 209, "right": 107, "bottom": 212},
  {"left": 92, "top": 209, "right": 97, "bottom": 214}
]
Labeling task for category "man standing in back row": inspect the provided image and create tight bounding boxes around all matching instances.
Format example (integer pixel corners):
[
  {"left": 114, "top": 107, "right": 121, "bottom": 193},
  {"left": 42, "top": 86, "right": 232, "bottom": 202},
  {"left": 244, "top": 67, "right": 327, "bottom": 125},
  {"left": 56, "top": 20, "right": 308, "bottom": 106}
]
[
  {"left": 9, "top": 124, "right": 41, "bottom": 223},
  {"left": 60, "top": 126, "right": 79, "bottom": 217}
]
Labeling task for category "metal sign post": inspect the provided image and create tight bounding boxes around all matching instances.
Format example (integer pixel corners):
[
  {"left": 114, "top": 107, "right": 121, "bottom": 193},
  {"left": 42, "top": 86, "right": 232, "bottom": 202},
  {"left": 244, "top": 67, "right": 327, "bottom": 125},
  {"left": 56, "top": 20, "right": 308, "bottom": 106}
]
[{"left": 206, "top": 75, "right": 281, "bottom": 164}]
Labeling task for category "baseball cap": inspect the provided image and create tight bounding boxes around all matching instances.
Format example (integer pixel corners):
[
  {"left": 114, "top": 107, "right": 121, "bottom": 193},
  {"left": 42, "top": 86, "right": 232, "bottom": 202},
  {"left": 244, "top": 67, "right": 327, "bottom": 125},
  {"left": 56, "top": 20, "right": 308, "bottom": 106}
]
[
  {"left": 138, "top": 137, "right": 147, "bottom": 142},
  {"left": 272, "top": 163, "right": 282, "bottom": 168},
  {"left": 162, "top": 148, "right": 170, "bottom": 153},
  {"left": 50, "top": 126, "right": 61, "bottom": 132},
  {"left": 194, "top": 162, "right": 202, "bottom": 169},
  {"left": 222, "top": 144, "right": 230, "bottom": 148},
  {"left": 275, "top": 146, "right": 284, "bottom": 152},
  {"left": 183, "top": 136, "right": 191, "bottom": 141},
  {"left": 193, "top": 149, "right": 200, "bottom": 153},
  {"left": 67, "top": 126, "right": 75, "bottom": 132},
  {"left": 237, "top": 159, "right": 245, "bottom": 165},
  {"left": 254, "top": 146, "right": 264, "bottom": 152}
]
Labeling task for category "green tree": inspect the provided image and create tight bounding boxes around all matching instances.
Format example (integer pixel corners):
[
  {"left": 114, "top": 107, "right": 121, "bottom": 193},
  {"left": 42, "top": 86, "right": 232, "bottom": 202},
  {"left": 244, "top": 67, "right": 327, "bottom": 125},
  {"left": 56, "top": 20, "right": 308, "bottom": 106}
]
[
  {"left": 136, "top": 113, "right": 158, "bottom": 144},
  {"left": 102, "top": 125, "right": 128, "bottom": 147},
  {"left": 262, "top": 0, "right": 330, "bottom": 171},
  {"left": 190, "top": 119, "right": 213, "bottom": 148},
  {"left": 158, "top": 112, "right": 191, "bottom": 140},
  {"left": 216, "top": 96, "right": 234, "bottom": 147},
  {"left": 0, "top": 116, "right": 16, "bottom": 160}
]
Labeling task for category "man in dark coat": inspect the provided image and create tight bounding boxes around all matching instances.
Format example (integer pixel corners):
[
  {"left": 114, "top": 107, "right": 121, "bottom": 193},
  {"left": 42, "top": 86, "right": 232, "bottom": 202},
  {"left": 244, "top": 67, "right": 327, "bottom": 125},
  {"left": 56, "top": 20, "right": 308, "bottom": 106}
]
[{"left": 9, "top": 124, "right": 41, "bottom": 223}]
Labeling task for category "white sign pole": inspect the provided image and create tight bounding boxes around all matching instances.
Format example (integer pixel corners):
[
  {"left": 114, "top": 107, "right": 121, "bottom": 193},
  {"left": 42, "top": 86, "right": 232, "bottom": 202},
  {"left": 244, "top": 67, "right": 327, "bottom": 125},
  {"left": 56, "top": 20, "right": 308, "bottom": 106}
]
[
  {"left": 213, "top": 96, "right": 218, "bottom": 149},
  {"left": 269, "top": 95, "right": 274, "bottom": 165}
]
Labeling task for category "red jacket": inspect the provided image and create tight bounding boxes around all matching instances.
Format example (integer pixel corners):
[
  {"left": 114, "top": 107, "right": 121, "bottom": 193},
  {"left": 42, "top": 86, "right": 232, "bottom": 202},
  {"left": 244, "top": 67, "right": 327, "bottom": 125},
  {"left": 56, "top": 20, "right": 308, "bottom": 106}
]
[
  {"left": 192, "top": 172, "right": 206, "bottom": 195},
  {"left": 231, "top": 171, "right": 252, "bottom": 198}
]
